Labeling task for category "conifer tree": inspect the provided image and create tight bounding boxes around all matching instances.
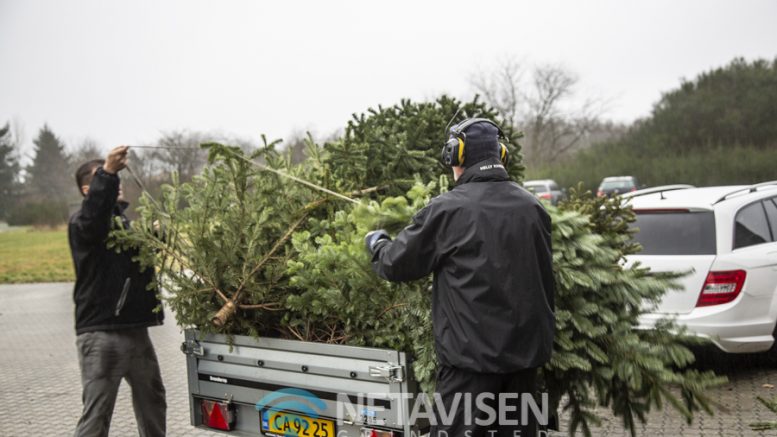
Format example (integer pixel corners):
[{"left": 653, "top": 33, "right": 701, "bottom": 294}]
[
  {"left": 0, "top": 123, "right": 20, "bottom": 220},
  {"left": 27, "top": 124, "right": 72, "bottom": 221}
]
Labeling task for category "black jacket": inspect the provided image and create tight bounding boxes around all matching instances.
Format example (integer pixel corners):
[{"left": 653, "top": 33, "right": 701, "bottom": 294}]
[
  {"left": 68, "top": 167, "right": 164, "bottom": 334},
  {"left": 371, "top": 159, "right": 555, "bottom": 373}
]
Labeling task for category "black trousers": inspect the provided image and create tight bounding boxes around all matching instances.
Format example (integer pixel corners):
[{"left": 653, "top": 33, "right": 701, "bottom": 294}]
[{"left": 429, "top": 366, "right": 540, "bottom": 437}]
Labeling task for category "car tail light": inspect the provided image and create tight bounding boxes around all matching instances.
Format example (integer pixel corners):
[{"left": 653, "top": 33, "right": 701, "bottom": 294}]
[
  {"left": 538, "top": 192, "right": 552, "bottom": 200},
  {"left": 630, "top": 187, "right": 637, "bottom": 192},
  {"left": 360, "top": 428, "right": 396, "bottom": 437},
  {"left": 597, "top": 190, "right": 604, "bottom": 197},
  {"left": 696, "top": 270, "right": 746, "bottom": 307},
  {"left": 201, "top": 399, "right": 236, "bottom": 431}
]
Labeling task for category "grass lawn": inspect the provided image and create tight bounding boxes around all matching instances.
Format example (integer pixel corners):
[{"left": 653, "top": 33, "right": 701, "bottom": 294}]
[{"left": 0, "top": 227, "right": 74, "bottom": 283}]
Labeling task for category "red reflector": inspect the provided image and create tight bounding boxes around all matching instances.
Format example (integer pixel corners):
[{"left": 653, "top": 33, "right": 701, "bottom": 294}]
[
  {"left": 201, "top": 399, "right": 236, "bottom": 431},
  {"left": 696, "top": 270, "right": 746, "bottom": 307}
]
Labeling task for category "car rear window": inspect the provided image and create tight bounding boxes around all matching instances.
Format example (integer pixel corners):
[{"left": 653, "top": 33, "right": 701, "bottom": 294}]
[
  {"left": 525, "top": 184, "right": 549, "bottom": 193},
  {"left": 602, "top": 180, "right": 634, "bottom": 189},
  {"left": 631, "top": 211, "right": 716, "bottom": 255}
]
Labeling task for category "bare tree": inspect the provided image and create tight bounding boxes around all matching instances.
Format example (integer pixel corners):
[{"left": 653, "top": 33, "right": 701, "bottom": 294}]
[
  {"left": 470, "top": 57, "right": 525, "bottom": 128},
  {"left": 69, "top": 138, "right": 103, "bottom": 166},
  {"left": 471, "top": 59, "right": 616, "bottom": 167},
  {"left": 8, "top": 118, "right": 28, "bottom": 181},
  {"left": 11, "top": 117, "right": 25, "bottom": 152},
  {"left": 524, "top": 65, "right": 603, "bottom": 165},
  {"left": 147, "top": 131, "right": 208, "bottom": 184}
]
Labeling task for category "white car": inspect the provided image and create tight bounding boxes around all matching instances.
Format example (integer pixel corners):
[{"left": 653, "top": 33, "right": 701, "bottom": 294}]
[{"left": 624, "top": 182, "right": 777, "bottom": 353}]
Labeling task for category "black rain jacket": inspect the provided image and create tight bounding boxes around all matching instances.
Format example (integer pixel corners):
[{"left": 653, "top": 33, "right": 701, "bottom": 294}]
[
  {"left": 68, "top": 167, "right": 164, "bottom": 334},
  {"left": 371, "top": 158, "right": 555, "bottom": 373}
]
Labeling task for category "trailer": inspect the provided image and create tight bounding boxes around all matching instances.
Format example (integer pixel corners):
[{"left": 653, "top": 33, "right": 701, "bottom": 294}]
[{"left": 182, "top": 329, "right": 428, "bottom": 437}]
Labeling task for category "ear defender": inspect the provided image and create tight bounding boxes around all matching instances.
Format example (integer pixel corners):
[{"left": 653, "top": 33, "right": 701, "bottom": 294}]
[
  {"left": 441, "top": 137, "right": 465, "bottom": 167},
  {"left": 441, "top": 118, "right": 510, "bottom": 167}
]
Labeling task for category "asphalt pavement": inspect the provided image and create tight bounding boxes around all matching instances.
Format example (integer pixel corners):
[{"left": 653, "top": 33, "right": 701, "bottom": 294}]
[
  {"left": 2, "top": 283, "right": 777, "bottom": 436},
  {"left": 0, "top": 283, "right": 213, "bottom": 437}
]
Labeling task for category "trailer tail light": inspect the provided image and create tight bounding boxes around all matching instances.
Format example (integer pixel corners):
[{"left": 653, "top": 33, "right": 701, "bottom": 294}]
[
  {"left": 201, "top": 399, "right": 236, "bottom": 431},
  {"left": 360, "top": 428, "right": 396, "bottom": 437},
  {"left": 696, "top": 270, "right": 746, "bottom": 307}
]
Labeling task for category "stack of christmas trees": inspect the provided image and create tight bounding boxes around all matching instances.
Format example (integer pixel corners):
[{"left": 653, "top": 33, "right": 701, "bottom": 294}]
[{"left": 112, "top": 96, "right": 725, "bottom": 436}]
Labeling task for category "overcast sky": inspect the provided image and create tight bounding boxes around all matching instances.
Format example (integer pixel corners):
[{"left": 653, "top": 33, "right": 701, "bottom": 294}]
[{"left": 1, "top": 0, "right": 776, "bottom": 158}]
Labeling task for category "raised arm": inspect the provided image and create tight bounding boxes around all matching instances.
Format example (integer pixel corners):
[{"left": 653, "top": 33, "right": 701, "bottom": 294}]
[{"left": 71, "top": 146, "right": 128, "bottom": 243}]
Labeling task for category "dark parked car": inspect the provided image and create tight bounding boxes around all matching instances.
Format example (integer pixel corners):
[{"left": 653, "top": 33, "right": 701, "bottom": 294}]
[
  {"left": 524, "top": 179, "right": 565, "bottom": 205},
  {"left": 597, "top": 176, "right": 639, "bottom": 197}
]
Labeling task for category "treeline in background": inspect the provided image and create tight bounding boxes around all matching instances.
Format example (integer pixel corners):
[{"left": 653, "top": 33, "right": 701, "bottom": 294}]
[
  {"left": 1, "top": 56, "right": 776, "bottom": 227},
  {"left": 0, "top": 127, "right": 287, "bottom": 226},
  {"left": 524, "top": 58, "right": 777, "bottom": 188}
]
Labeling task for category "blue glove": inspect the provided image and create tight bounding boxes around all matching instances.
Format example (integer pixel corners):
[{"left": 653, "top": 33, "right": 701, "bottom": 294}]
[{"left": 365, "top": 229, "right": 390, "bottom": 254}]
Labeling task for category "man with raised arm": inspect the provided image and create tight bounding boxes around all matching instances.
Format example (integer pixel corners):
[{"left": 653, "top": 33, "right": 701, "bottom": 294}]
[{"left": 69, "top": 145, "right": 166, "bottom": 437}]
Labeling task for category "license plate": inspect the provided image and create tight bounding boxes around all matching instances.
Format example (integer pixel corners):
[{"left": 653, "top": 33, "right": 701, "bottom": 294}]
[{"left": 260, "top": 409, "right": 335, "bottom": 437}]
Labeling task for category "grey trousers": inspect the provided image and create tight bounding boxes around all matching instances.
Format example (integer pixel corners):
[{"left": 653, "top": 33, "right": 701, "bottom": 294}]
[{"left": 74, "top": 328, "right": 166, "bottom": 437}]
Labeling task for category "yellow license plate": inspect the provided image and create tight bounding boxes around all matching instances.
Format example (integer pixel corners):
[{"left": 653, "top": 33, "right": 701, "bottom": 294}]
[{"left": 260, "top": 409, "right": 335, "bottom": 437}]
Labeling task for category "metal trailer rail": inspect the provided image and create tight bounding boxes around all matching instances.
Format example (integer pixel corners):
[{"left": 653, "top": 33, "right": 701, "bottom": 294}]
[{"left": 182, "top": 329, "right": 427, "bottom": 437}]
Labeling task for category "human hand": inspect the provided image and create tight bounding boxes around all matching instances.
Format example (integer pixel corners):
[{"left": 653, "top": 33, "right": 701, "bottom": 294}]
[
  {"left": 103, "top": 145, "right": 130, "bottom": 174},
  {"left": 364, "top": 229, "right": 390, "bottom": 255}
]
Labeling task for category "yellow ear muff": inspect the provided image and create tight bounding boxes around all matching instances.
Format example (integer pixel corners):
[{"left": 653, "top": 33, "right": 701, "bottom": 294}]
[
  {"left": 499, "top": 143, "right": 508, "bottom": 164},
  {"left": 457, "top": 138, "right": 465, "bottom": 165}
]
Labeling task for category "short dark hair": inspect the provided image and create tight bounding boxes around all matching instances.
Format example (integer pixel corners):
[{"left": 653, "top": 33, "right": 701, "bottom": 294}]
[{"left": 75, "top": 159, "right": 105, "bottom": 194}]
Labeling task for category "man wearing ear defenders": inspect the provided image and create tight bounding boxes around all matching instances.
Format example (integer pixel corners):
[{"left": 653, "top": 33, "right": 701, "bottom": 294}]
[{"left": 365, "top": 118, "right": 555, "bottom": 437}]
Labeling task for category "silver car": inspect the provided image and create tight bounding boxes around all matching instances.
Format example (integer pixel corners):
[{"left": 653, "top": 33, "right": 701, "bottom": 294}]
[{"left": 524, "top": 179, "right": 564, "bottom": 205}]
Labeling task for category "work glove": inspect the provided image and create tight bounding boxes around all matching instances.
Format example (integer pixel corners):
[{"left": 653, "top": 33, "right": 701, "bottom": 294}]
[{"left": 364, "top": 229, "right": 390, "bottom": 255}]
